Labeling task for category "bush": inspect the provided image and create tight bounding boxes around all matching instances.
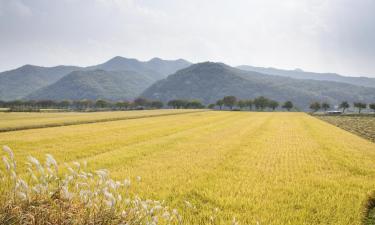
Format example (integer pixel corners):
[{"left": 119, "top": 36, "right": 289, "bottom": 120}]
[{"left": 0, "top": 146, "right": 181, "bottom": 225}]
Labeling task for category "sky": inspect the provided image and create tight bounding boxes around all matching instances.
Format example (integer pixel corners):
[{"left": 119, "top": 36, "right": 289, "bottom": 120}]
[{"left": 1, "top": 0, "right": 375, "bottom": 77}]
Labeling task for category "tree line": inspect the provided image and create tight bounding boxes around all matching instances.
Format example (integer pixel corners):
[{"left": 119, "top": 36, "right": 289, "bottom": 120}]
[
  {"left": 209, "top": 96, "right": 294, "bottom": 111},
  {"left": 0, "top": 98, "right": 164, "bottom": 111},
  {"left": 0, "top": 98, "right": 206, "bottom": 111},
  {"left": 309, "top": 101, "right": 375, "bottom": 113}
]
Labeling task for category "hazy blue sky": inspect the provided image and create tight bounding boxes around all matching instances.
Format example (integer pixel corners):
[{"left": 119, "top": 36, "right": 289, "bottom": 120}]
[{"left": 1, "top": 0, "right": 375, "bottom": 76}]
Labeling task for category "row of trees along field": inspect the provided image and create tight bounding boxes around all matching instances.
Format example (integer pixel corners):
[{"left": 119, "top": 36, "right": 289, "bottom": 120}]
[
  {"left": 209, "top": 96, "right": 294, "bottom": 111},
  {"left": 310, "top": 101, "right": 375, "bottom": 113},
  {"left": 0, "top": 99, "right": 164, "bottom": 111},
  {"left": 0, "top": 98, "right": 207, "bottom": 111}
]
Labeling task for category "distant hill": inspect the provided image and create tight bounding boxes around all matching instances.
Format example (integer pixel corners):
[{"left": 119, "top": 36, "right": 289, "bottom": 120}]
[
  {"left": 27, "top": 70, "right": 154, "bottom": 101},
  {"left": 142, "top": 62, "right": 375, "bottom": 109},
  {"left": 0, "top": 65, "right": 81, "bottom": 101},
  {"left": 0, "top": 57, "right": 191, "bottom": 101},
  {"left": 88, "top": 56, "right": 191, "bottom": 80},
  {"left": 237, "top": 65, "right": 375, "bottom": 88}
]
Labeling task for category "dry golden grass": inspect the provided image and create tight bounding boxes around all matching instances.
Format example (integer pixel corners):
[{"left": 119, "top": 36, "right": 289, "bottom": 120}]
[
  {"left": 316, "top": 115, "right": 375, "bottom": 143},
  {"left": 0, "top": 109, "right": 202, "bottom": 132},
  {"left": 1, "top": 111, "right": 375, "bottom": 224}
]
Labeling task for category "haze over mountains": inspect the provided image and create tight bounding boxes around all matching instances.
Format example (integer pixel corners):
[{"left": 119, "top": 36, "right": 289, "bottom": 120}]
[
  {"left": 0, "top": 56, "right": 191, "bottom": 101},
  {"left": 238, "top": 65, "right": 375, "bottom": 88},
  {"left": 142, "top": 62, "right": 375, "bottom": 108},
  {"left": 0, "top": 56, "right": 374, "bottom": 109}
]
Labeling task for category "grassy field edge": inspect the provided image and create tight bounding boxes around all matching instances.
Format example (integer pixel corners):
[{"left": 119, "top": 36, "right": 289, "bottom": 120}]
[{"left": 0, "top": 110, "right": 207, "bottom": 133}]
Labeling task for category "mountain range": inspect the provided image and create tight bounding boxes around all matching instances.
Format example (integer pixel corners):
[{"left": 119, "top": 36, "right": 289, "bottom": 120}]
[
  {"left": 142, "top": 62, "right": 375, "bottom": 109},
  {"left": 0, "top": 56, "right": 191, "bottom": 101},
  {"left": 237, "top": 65, "right": 375, "bottom": 88},
  {"left": 0, "top": 56, "right": 374, "bottom": 109},
  {"left": 27, "top": 70, "right": 154, "bottom": 101}
]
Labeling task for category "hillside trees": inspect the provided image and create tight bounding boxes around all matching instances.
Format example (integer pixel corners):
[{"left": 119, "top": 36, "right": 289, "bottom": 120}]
[
  {"left": 370, "top": 103, "right": 375, "bottom": 113},
  {"left": 310, "top": 102, "right": 321, "bottom": 112},
  {"left": 282, "top": 101, "right": 294, "bottom": 111},
  {"left": 253, "top": 96, "right": 269, "bottom": 111},
  {"left": 322, "top": 102, "right": 330, "bottom": 111},
  {"left": 223, "top": 96, "right": 237, "bottom": 110},
  {"left": 353, "top": 102, "right": 367, "bottom": 114},
  {"left": 339, "top": 101, "right": 350, "bottom": 113},
  {"left": 268, "top": 100, "right": 279, "bottom": 111},
  {"left": 213, "top": 96, "right": 287, "bottom": 111},
  {"left": 216, "top": 99, "right": 224, "bottom": 110}
]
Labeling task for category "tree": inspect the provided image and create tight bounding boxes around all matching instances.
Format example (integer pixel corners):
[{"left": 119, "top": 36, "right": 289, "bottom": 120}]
[
  {"left": 353, "top": 102, "right": 367, "bottom": 113},
  {"left": 253, "top": 96, "right": 269, "bottom": 111},
  {"left": 339, "top": 101, "right": 350, "bottom": 113},
  {"left": 150, "top": 100, "right": 163, "bottom": 109},
  {"left": 309, "top": 102, "right": 321, "bottom": 112},
  {"left": 222, "top": 96, "right": 237, "bottom": 110},
  {"left": 268, "top": 100, "right": 279, "bottom": 111},
  {"left": 282, "top": 101, "right": 293, "bottom": 111},
  {"left": 208, "top": 104, "right": 215, "bottom": 109},
  {"left": 95, "top": 100, "right": 108, "bottom": 108},
  {"left": 245, "top": 99, "right": 253, "bottom": 111},
  {"left": 370, "top": 103, "right": 375, "bottom": 113},
  {"left": 134, "top": 98, "right": 149, "bottom": 108},
  {"left": 58, "top": 100, "right": 71, "bottom": 109},
  {"left": 237, "top": 100, "right": 247, "bottom": 110},
  {"left": 321, "top": 102, "right": 330, "bottom": 111},
  {"left": 167, "top": 100, "right": 177, "bottom": 109},
  {"left": 216, "top": 99, "right": 224, "bottom": 110},
  {"left": 186, "top": 100, "right": 204, "bottom": 109}
]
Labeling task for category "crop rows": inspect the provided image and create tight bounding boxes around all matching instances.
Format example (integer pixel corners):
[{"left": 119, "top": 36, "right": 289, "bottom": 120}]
[{"left": 1, "top": 112, "right": 375, "bottom": 224}]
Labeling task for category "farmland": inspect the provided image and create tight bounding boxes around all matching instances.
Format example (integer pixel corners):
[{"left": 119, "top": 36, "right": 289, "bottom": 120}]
[
  {"left": 0, "top": 109, "right": 202, "bottom": 132},
  {"left": 1, "top": 111, "right": 375, "bottom": 224},
  {"left": 316, "top": 115, "right": 375, "bottom": 143}
]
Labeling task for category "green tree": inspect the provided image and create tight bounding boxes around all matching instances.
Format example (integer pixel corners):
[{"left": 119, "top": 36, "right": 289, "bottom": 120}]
[
  {"left": 58, "top": 100, "right": 71, "bottom": 109},
  {"left": 95, "top": 99, "right": 108, "bottom": 108},
  {"left": 370, "top": 103, "right": 375, "bottom": 113},
  {"left": 208, "top": 103, "right": 216, "bottom": 109},
  {"left": 167, "top": 100, "right": 177, "bottom": 109},
  {"left": 186, "top": 100, "right": 204, "bottom": 109},
  {"left": 216, "top": 99, "right": 224, "bottom": 110},
  {"left": 253, "top": 96, "right": 269, "bottom": 111},
  {"left": 246, "top": 99, "right": 253, "bottom": 110},
  {"left": 134, "top": 98, "right": 149, "bottom": 108},
  {"left": 339, "top": 101, "right": 350, "bottom": 113},
  {"left": 268, "top": 100, "right": 279, "bottom": 111},
  {"left": 321, "top": 102, "right": 330, "bottom": 111},
  {"left": 282, "top": 101, "right": 294, "bottom": 111},
  {"left": 237, "top": 100, "right": 247, "bottom": 110},
  {"left": 223, "top": 96, "right": 237, "bottom": 110},
  {"left": 150, "top": 100, "right": 163, "bottom": 109},
  {"left": 353, "top": 102, "right": 367, "bottom": 113},
  {"left": 310, "top": 102, "right": 321, "bottom": 112}
]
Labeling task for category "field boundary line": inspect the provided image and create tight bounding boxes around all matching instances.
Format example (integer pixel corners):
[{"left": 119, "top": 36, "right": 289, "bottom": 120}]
[{"left": 0, "top": 110, "right": 208, "bottom": 133}]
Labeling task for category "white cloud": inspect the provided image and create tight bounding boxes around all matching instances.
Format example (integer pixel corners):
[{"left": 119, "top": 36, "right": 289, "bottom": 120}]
[{"left": 0, "top": 0, "right": 374, "bottom": 76}]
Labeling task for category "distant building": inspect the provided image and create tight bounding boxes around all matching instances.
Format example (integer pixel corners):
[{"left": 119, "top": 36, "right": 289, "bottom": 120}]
[{"left": 326, "top": 110, "right": 342, "bottom": 115}]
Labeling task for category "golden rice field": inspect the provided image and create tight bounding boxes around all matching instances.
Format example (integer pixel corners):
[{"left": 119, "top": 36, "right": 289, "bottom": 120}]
[
  {"left": 1, "top": 111, "right": 375, "bottom": 224},
  {"left": 0, "top": 109, "right": 201, "bottom": 132}
]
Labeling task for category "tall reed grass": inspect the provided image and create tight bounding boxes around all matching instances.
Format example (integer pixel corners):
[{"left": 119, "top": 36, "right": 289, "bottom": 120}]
[{"left": 0, "top": 146, "right": 181, "bottom": 225}]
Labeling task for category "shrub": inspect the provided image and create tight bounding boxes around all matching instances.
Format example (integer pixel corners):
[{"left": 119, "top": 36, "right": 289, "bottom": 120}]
[{"left": 0, "top": 146, "right": 181, "bottom": 225}]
